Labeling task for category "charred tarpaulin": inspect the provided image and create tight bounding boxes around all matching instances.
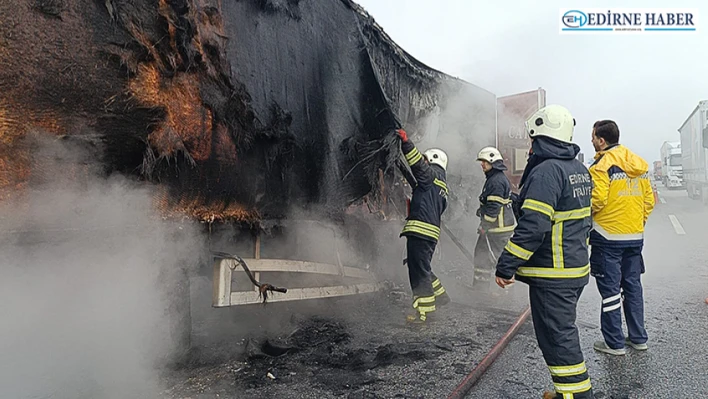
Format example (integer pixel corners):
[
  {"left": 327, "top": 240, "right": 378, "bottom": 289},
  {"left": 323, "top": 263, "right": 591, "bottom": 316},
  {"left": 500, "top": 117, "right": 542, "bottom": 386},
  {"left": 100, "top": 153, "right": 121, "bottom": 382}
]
[{"left": 0, "top": 0, "right": 494, "bottom": 225}]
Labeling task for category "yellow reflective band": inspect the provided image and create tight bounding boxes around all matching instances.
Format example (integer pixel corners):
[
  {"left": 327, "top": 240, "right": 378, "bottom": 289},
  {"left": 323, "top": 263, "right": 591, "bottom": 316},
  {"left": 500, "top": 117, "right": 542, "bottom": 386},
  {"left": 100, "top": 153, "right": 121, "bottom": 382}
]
[
  {"left": 552, "top": 222, "right": 564, "bottom": 269},
  {"left": 516, "top": 264, "right": 590, "bottom": 279},
  {"left": 504, "top": 241, "right": 533, "bottom": 261},
  {"left": 434, "top": 286, "right": 446, "bottom": 296},
  {"left": 487, "top": 195, "right": 512, "bottom": 204},
  {"left": 554, "top": 207, "right": 591, "bottom": 222},
  {"left": 434, "top": 178, "right": 449, "bottom": 193},
  {"left": 432, "top": 278, "right": 441, "bottom": 288},
  {"left": 554, "top": 378, "right": 592, "bottom": 394},
  {"left": 549, "top": 362, "right": 587, "bottom": 377},
  {"left": 563, "top": 394, "right": 573, "bottom": 399},
  {"left": 402, "top": 220, "right": 441, "bottom": 240},
  {"left": 499, "top": 207, "right": 504, "bottom": 228},
  {"left": 405, "top": 148, "right": 423, "bottom": 166},
  {"left": 489, "top": 224, "right": 516, "bottom": 233},
  {"left": 484, "top": 214, "right": 497, "bottom": 222},
  {"left": 522, "top": 199, "right": 555, "bottom": 219},
  {"left": 413, "top": 295, "right": 436, "bottom": 313}
]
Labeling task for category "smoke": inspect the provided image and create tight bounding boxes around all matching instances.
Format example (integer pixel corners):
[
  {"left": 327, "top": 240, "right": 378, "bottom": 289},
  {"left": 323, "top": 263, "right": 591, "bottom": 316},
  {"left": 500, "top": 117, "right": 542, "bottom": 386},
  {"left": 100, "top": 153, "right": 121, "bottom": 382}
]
[{"left": 0, "top": 133, "right": 205, "bottom": 399}]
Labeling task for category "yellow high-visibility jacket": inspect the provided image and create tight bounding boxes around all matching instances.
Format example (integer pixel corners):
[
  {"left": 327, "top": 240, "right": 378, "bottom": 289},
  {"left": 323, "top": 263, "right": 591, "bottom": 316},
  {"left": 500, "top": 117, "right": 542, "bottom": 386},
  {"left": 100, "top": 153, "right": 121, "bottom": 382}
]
[{"left": 589, "top": 144, "right": 655, "bottom": 246}]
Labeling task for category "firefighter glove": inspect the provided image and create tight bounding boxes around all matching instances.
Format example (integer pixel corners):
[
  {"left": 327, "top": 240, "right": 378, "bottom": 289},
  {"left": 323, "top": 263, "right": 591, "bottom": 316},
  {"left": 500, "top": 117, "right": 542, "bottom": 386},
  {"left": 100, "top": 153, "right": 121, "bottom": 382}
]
[{"left": 396, "top": 129, "right": 409, "bottom": 143}]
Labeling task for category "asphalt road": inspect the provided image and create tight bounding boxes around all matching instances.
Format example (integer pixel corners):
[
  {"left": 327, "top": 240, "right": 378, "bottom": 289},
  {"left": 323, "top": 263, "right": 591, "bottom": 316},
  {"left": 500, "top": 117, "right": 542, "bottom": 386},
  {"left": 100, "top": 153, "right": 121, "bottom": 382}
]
[{"left": 468, "top": 184, "right": 708, "bottom": 398}]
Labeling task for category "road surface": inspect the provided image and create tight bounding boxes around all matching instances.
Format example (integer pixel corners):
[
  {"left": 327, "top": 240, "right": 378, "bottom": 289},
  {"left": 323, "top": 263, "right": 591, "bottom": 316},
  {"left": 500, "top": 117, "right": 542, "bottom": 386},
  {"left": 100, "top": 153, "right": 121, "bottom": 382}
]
[{"left": 469, "top": 184, "right": 708, "bottom": 398}]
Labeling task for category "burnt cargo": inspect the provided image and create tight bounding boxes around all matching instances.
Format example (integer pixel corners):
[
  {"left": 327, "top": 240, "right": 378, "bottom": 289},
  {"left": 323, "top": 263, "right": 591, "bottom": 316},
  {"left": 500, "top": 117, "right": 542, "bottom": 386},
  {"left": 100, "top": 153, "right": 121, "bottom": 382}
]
[{"left": 0, "top": 0, "right": 496, "bottom": 226}]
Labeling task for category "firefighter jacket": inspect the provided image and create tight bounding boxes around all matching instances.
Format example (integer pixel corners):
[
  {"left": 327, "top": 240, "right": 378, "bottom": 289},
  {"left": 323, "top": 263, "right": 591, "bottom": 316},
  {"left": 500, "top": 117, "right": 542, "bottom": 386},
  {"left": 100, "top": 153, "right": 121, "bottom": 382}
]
[
  {"left": 477, "top": 161, "right": 517, "bottom": 233},
  {"left": 399, "top": 140, "right": 448, "bottom": 243},
  {"left": 495, "top": 137, "right": 593, "bottom": 288},
  {"left": 589, "top": 144, "right": 655, "bottom": 248}
]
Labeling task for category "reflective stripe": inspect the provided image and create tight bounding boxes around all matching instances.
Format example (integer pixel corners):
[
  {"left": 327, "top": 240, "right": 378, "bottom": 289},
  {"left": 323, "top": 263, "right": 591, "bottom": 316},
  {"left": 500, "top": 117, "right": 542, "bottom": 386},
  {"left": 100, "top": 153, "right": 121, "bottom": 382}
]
[
  {"left": 563, "top": 394, "right": 573, "bottom": 399},
  {"left": 522, "top": 199, "right": 554, "bottom": 218},
  {"left": 603, "top": 303, "right": 621, "bottom": 313},
  {"left": 402, "top": 220, "right": 441, "bottom": 240},
  {"left": 549, "top": 361, "right": 587, "bottom": 377},
  {"left": 602, "top": 293, "right": 621, "bottom": 304},
  {"left": 484, "top": 214, "right": 497, "bottom": 222},
  {"left": 504, "top": 241, "right": 533, "bottom": 260},
  {"left": 405, "top": 148, "right": 423, "bottom": 166},
  {"left": 554, "top": 378, "right": 592, "bottom": 394},
  {"left": 554, "top": 207, "right": 591, "bottom": 221},
  {"left": 552, "top": 222, "right": 564, "bottom": 269},
  {"left": 432, "top": 278, "right": 446, "bottom": 296},
  {"left": 592, "top": 223, "right": 644, "bottom": 241},
  {"left": 413, "top": 295, "right": 436, "bottom": 313},
  {"left": 487, "top": 195, "right": 512, "bottom": 204},
  {"left": 488, "top": 224, "right": 516, "bottom": 233},
  {"left": 516, "top": 264, "right": 590, "bottom": 279},
  {"left": 434, "top": 178, "right": 449, "bottom": 193},
  {"left": 434, "top": 285, "right": 446, "bottom": 296}
]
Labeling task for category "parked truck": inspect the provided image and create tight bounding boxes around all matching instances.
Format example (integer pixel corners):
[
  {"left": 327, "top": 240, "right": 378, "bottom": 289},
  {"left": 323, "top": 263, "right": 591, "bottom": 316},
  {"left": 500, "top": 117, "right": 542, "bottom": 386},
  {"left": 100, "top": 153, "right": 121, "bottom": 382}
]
[
  {"left": 653, "top": 160, "right": 663, "bottom": 181},
  {"left": 678, "top": 100, "right": 708, "bottom": 201},
  {"left": 660, "top": 141, "right": 684, "bottom": 189}
]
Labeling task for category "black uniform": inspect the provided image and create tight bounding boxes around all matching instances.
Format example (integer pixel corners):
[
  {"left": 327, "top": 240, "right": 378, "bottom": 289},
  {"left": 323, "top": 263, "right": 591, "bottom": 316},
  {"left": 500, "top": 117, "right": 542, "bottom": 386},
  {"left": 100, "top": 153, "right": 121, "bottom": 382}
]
[
  {"left": 495, "top": 137, "right": 595, "bottom": 399},
  {"left": 473, "top": 161, "right": 516, "bottom": 290},
  {"left": 399, "top": 139, "right": 450, "bottom": 322}
]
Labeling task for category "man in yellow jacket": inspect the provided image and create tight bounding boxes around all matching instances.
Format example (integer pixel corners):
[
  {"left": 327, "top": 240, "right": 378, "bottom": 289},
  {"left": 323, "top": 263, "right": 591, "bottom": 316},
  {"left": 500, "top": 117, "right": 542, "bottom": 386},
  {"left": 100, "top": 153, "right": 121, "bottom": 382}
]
[{"left": 589, "top": 120, "right": 655, "bottom": 356}]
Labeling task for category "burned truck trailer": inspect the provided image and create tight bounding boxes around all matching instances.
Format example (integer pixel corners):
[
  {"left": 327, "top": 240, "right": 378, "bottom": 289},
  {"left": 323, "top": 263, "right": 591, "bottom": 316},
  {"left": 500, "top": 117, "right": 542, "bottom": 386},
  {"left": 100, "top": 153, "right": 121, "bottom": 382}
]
[{"left": 0, "top": 0, "right": 496, "bottom": 345}]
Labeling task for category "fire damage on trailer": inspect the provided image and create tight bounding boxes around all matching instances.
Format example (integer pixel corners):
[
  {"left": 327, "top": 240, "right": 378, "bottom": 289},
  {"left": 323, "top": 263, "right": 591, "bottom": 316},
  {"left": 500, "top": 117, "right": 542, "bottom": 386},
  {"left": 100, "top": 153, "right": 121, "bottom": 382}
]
[{"left": 0, "top": 0, "right": 530, "bottom": 398}]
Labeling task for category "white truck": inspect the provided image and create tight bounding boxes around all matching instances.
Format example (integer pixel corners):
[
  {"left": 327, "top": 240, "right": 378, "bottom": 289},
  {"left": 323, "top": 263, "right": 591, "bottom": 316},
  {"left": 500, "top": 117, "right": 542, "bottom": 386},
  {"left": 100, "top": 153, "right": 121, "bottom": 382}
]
[
  {"left": 660, "top": 141, "right": 684, "bottom": 189},
  {"left": 678, "top": 100, "right": 708, "bottom": 201}
]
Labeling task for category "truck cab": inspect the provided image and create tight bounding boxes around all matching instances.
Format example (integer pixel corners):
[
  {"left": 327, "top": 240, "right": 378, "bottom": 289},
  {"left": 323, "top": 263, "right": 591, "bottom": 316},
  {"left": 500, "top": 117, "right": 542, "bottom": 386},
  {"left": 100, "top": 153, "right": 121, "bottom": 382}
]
[{"left": 660, "top": 142, "right": 684, "bottom": 189}]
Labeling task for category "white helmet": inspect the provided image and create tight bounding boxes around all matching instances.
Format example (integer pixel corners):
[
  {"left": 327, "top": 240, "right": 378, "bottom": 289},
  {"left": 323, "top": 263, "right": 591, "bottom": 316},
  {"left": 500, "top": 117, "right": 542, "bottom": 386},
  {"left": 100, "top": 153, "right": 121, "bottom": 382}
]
[
  {"left": 476, "top": 147, "right": 502, "bottom": 163},
  {"left": 423, "top": 148, "right": 448, "bottom": 171},
  {"left": 525, "top": 104, "right": 576, "bottom": 143}
]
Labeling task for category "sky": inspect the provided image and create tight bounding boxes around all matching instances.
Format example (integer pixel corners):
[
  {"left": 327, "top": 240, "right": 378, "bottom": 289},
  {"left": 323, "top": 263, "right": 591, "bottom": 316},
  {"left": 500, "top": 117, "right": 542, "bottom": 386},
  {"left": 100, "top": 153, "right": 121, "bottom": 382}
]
[{"left": 354, "top": 0, "right": 707, "bottom": 163}]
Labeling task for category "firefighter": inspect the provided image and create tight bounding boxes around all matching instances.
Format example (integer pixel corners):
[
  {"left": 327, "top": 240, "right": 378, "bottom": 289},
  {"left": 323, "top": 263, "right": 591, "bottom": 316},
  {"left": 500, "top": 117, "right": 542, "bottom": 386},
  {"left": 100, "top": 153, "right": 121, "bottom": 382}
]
[
  {"left": 495, "top": 105, "right": 595, "bottom": 399},
  {"left": 396, "top": 128, "right": 451, "bottom": 324},
  {"left": 472, "top": 146, "right": 516, "bottom": 292},
  {"left": 589, "top": 120, "right": 655, "bottom": 355}
]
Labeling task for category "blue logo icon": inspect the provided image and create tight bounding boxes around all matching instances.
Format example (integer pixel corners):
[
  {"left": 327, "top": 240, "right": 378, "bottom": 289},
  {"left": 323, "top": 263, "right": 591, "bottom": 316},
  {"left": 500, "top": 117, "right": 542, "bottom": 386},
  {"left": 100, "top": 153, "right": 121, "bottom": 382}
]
[{"left": 563, "top": 10, "right": 588, "bottom": 28}]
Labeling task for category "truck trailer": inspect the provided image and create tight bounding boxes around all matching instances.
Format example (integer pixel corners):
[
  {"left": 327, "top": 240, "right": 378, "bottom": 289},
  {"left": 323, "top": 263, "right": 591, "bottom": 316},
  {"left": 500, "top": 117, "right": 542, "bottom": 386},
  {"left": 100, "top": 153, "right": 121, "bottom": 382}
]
[
  {"left": 660, "top": 141, "right": 684, "bottom": 189},
  {"left": 678, "top": 101, "right": 708, "bottom": 201}
]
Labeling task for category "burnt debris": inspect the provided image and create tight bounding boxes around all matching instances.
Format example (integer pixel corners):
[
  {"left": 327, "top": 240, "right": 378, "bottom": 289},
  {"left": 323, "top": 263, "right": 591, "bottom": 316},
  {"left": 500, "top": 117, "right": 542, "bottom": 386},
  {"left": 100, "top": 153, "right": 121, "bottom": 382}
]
[{"left": 0, "top": 0, "right": 494, "bottom": 228}]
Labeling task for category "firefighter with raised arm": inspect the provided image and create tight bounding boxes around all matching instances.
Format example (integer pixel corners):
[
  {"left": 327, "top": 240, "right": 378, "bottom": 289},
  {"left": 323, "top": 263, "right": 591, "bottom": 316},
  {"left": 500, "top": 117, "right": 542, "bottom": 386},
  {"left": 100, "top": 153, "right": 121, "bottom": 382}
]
[
  {"left": 494, "top": 105, "right": 595, "bottom": 399},
  {"left": 395, "top": 128, "right": 451, "bottom": 324},
  {"left": 472, "top": 146, "right": 517, "bottom": 292}
]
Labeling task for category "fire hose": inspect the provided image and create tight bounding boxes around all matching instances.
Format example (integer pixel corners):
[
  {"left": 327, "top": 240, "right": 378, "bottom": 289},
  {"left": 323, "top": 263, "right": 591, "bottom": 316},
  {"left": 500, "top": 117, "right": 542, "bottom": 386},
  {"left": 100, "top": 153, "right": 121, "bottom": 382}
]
[
  {"left": 447, "top": 305, "right": 532, "bottom": 399},
  {"left": 212, "top": 251, "right": 288, "bottom": 304}
]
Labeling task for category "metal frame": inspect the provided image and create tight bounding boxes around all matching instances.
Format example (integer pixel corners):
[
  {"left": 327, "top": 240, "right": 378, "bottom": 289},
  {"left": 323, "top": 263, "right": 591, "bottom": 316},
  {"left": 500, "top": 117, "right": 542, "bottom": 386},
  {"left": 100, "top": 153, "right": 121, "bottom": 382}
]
[
  {"left": 212, "top": 258, "right": 382, "bottom": 307},
  {"left": 212, "top": 229, "right": 383, "bottom": 307}
]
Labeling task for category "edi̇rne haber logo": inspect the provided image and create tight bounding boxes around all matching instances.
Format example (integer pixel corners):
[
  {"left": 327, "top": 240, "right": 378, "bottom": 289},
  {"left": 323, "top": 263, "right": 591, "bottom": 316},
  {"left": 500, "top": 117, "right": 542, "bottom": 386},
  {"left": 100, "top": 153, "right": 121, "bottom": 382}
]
[{"left": 560, "top": 9, "right": 698, "bottom": 33}]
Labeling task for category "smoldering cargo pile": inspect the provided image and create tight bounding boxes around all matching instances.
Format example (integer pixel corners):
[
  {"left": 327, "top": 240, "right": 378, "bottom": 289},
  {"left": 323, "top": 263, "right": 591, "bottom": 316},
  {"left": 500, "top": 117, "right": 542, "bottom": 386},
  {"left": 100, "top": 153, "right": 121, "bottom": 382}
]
[{"left": 0, "top": 0, "right": 495, "bottom": 225}]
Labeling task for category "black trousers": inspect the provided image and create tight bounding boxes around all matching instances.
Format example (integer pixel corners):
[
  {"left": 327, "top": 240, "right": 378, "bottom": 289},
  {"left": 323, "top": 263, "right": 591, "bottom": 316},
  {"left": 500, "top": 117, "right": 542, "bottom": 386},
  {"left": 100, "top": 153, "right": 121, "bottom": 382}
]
[
  {"left": 406, "top": 236, "right": 437, "bottom": 297},
  {"left": 529, "top": 286, "right": 594, "bottom": 399},
  {"left": 473, "top": 231, "right": 512, "bottom": 290},
  {"left": 405, "top": 236, "right": 445, "bottom": 319}
]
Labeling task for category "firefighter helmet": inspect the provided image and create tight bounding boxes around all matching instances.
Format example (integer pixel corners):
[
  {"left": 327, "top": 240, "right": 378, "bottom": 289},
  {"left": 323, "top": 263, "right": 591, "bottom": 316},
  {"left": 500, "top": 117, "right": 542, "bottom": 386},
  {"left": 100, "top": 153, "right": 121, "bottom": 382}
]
[
  {"left": 476, "top": 147, "right": 502, "bottom": 163},
  {"left": 525, "top": 104, "right": 576, "bottom": 144},
  {"left": 424, "top": 148, "right": 448, "bottom": 171}
]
